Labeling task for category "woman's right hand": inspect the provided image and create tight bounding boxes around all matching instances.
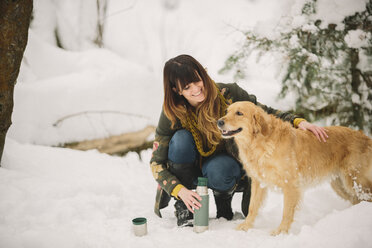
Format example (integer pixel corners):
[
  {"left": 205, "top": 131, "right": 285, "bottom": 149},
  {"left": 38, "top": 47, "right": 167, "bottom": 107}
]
[{"left": 178, "top": 187, "right": 202, "bottom": 213}]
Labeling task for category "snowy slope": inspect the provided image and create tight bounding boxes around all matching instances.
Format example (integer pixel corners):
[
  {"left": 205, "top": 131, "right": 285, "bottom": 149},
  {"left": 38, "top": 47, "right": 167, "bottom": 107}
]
[
  {"left": 10, "top": 31, "right": 162, "bottom": 146},
  {"left": 1, "top": 139, "right": 371, "bottom": 248}
]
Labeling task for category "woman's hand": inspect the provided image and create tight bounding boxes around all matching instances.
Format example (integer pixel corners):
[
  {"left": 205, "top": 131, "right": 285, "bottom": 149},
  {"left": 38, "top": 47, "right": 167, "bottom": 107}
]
[
  {"left": 298, "top": 121, "right": 328, "bottom": 142},
  {"left": 178, "top": 187, "right": 202, "bottom": 213}
]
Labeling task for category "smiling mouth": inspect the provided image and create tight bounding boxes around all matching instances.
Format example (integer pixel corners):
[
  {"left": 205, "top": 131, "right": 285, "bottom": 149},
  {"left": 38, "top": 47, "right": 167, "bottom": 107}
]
[
  {"left": 193, "top": 91, "right": 202, "bottom": 96},
  {"left": 221, "top": 128, "right": 242, "bottom": 137}
]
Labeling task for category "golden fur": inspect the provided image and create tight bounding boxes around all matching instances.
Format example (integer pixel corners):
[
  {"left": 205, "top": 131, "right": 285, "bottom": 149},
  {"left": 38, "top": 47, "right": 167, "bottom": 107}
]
[{"left": 218, "top": 101, "right": 372, "bottom": 235}]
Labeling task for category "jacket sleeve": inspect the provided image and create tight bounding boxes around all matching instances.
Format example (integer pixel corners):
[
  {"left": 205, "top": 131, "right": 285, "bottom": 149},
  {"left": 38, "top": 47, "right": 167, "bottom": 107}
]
[
  {"left": 150, "top": 110, "right": 183, "bottom": 196},
  {"left": 229, "top": 82, "right": 301, "bottom": 126}
]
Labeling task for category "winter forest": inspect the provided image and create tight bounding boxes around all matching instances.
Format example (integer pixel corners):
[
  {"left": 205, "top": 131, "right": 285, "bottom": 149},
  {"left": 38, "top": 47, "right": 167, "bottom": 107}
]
[{"left": 0, "top": 0, "right": 372, "bottom": 248}]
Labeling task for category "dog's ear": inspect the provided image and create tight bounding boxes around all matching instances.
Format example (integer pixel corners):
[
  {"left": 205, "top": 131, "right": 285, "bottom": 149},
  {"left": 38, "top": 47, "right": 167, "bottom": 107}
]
[{"left": 252, "top": 112, "right": 268, "bottom": 137}]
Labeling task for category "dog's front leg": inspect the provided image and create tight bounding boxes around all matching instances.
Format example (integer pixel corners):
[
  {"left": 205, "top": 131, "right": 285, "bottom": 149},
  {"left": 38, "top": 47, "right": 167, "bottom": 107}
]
[
  {"left": 271, "top": 186, "right": 301, "bottom": 235},
  {"left": 236, "top": 178, "right": 267, "bottom": 231}
]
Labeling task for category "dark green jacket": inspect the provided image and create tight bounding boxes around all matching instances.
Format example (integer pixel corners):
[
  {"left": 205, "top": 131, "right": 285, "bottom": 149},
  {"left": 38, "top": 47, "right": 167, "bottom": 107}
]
[{"left": 150, "top": 82, "right": 299, "bottom": 217}]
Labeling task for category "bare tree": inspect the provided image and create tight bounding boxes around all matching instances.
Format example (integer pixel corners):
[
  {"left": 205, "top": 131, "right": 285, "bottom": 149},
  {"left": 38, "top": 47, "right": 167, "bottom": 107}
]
[
  {"left": 0, "top": 0, "right": 33, "bottom": 165},
  {"left": 94, "top": 0, "right": 108, "bottom": 48},
  {"left": 53, "top": 0, "right": 109, "bottom": 50}
]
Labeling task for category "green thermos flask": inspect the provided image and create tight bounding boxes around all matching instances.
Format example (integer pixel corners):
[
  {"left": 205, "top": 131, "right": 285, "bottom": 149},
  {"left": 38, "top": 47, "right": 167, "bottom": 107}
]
[{"left": 193, "top": 177, "right": 209, "bottom": 233}]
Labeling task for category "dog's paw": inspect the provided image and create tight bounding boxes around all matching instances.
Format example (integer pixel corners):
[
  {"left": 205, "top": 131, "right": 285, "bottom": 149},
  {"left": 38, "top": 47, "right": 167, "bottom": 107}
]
[
  {"left": 235, "top": 222, "right": 252, "bottom": 231},
  {"left": 270, "top": 227, "right": 288, "bottom": 236}
]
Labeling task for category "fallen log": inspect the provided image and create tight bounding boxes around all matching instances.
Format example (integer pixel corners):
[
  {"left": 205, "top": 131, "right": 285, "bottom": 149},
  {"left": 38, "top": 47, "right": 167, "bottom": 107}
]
[{"left": 63, "top": 125, "right": 155, "bottom": 156}]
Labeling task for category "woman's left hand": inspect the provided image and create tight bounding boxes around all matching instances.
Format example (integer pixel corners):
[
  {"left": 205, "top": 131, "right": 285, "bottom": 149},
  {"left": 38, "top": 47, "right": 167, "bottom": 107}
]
[{"left": 298, "top": 121, "right": 328, "bottom": 142}]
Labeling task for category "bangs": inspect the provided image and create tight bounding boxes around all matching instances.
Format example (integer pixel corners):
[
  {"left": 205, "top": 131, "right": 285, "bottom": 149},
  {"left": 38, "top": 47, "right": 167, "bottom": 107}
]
[{"left": 169, "top": 64, "right": 201, "bottom": 92}]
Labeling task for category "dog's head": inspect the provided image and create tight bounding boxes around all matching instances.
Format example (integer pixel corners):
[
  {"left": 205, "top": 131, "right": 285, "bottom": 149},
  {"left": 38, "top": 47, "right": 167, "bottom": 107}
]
[{"left": 217, "top": 101, "right": 269, "bottom": 139}]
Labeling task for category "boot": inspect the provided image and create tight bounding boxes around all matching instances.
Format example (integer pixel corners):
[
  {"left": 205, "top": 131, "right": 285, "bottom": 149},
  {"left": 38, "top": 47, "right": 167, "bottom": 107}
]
[
  {"left": 213, "top": 188, "right": 234, "bottom": 220},
  {"left": 174, "top": 200, "right": 193, "bottom": 227},
  {"left": 241, "top": 177, "right": 251, "bottom": 217}
]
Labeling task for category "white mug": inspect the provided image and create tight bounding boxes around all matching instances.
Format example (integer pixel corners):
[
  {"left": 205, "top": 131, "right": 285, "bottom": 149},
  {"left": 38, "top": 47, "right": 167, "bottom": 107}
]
[{"left": 132, "top": 217, "right": 147, "bottom": 236}]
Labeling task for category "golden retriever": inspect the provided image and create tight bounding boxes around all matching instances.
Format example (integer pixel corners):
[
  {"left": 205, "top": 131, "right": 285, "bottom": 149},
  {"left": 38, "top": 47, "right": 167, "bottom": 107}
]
[{"left": 217, "top": 101, "right": 372, "bottom": 235}]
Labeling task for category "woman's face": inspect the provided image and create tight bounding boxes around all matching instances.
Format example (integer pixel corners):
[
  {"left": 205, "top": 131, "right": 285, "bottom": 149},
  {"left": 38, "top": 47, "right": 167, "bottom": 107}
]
[{"left": 178, "top": 80, "right": 205, "bottom": 107}]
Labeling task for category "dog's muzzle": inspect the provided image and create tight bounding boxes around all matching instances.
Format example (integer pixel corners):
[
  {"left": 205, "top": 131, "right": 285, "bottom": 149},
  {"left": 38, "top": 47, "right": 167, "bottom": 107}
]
[{"left": 217, "top": 119, "right": 242, "bottom": 137}]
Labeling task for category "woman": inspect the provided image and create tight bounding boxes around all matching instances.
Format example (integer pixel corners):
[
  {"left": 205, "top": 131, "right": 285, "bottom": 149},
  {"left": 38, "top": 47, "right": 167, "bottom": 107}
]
[{"left": 150, "top": 54, "right": 328, "bottom": 227}]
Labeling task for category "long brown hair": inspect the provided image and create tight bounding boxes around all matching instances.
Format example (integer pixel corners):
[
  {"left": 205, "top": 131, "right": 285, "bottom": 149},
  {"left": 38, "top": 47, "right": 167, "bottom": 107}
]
[{"left": 163, "top": 54, "right": 222, "bottom": 146}]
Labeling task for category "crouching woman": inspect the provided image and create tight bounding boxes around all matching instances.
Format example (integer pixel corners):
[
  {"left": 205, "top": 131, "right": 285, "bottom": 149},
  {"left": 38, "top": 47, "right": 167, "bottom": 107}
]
[{"left": 150, "top": 54, "right": 326, "bottom": 226}]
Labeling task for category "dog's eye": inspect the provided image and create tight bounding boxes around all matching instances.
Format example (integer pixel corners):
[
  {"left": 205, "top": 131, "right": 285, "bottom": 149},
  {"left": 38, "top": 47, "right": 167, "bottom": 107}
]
[{"left": 236, "top": 111, "right": 243, "bottom": 116}]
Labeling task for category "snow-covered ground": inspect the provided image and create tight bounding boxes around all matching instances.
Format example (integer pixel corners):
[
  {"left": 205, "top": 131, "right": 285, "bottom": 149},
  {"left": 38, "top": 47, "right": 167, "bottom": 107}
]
[
  {"left": 2, "top": 139, "right": 372, "bottom": 248},
  {"left": 1, "top": 0, "right": 371, "bottom": 247}
]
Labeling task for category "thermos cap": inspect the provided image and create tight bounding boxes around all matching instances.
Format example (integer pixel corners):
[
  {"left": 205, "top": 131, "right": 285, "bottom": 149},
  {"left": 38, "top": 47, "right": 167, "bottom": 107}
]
[
  {"left": 197, "top": 177, "right": 208, "bottom": 186},
  {"left": 132, "top": 217, "right": 147, "bottom": 225}
]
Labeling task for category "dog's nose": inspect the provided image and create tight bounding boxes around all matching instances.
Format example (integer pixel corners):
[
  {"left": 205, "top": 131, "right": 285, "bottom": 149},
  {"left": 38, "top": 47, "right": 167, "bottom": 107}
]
[{"left": 217, "top": 119, "right": 224, "bottom": 127}]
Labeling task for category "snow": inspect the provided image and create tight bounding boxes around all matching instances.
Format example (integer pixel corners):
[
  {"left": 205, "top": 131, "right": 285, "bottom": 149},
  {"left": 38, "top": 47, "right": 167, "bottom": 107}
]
[
  {"left": 345, "top": 29, "right": 371, "bottom": 49},
  {"left": 352, "top": 93, "right": 361, "bottom": 104},
  {"left": 358, "top": 49, "right": 372, "bottom": 73},
  {"left": 2, "top": 139, "right": 372, "bottom": 248},
  {"left": 11, "top": 31, "right": 161, "bottom": 146},
  {"left": 31, "top": 0, "right": 104, "bottom": 50},
  {"left": 314, "top": 0, "right": 369, "bottom": 29},
  {"left": 2, "top": 0, "right": 372, "bottom": 247},
  {"left": 251, "top": 0, "right": 369, "bottom": 38}
]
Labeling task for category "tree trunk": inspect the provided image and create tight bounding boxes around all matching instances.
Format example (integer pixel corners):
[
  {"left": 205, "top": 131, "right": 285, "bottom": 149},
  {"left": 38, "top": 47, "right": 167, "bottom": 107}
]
[
  {"left": 349, "top": 48, "right": 363, "bottom": 130},
  {"left": 94, "top": 0, "right": 107, "bottom": 48},
  {"left": 0, "top": 0, "right": 33, "bottom": 165}
]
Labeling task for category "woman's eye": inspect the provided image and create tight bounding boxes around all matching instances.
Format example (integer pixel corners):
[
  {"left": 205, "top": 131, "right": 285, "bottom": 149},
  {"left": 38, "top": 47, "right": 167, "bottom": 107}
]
[{"left": 236, "top": 111, "right": 243, "bottom": 116}]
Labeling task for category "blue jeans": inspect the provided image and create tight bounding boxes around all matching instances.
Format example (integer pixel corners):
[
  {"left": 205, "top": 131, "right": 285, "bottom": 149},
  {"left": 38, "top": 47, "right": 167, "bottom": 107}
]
[{"left": 168, "top": 129, "right": 242, "bottom": 192}]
